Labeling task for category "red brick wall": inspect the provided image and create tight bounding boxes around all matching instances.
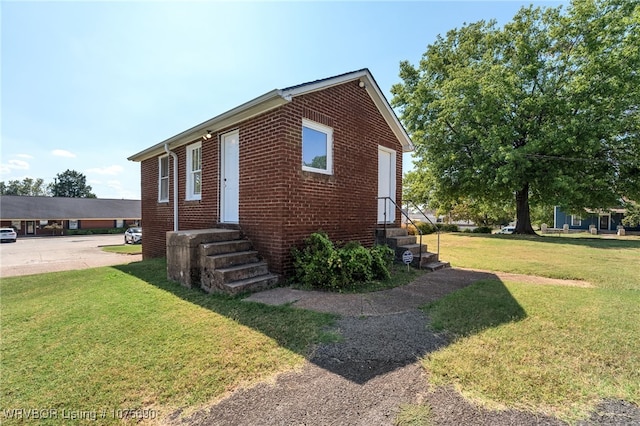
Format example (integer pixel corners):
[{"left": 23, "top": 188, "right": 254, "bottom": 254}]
[
  {"left": 274, "top": 81, "right": 403, "bottom": 275},
  {"left": 139, "top": 79, "right": 404, "bottom": 275}
]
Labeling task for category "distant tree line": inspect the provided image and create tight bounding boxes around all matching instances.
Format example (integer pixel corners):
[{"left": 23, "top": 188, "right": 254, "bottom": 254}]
[{"left": 0, "top": 169, "right": 96, "bottom": 198}]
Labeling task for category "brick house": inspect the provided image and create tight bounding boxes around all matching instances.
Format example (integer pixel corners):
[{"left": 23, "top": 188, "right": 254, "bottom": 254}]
[{"left": 128, "top": 69, "right": 414, "bottom": 288}]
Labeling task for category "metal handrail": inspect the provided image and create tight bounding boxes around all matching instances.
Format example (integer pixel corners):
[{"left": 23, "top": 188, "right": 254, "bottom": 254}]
[
  {"left": 404, "top": 200, "right": 440, "bottom": 261},
  {"left": 377, "top": 196, "right": 423, "bottom": 268}
]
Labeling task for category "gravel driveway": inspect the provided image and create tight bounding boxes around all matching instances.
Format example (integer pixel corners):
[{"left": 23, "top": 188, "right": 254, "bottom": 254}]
[{"left": 174, "top": 269, "right": 640, "bottom": 426}]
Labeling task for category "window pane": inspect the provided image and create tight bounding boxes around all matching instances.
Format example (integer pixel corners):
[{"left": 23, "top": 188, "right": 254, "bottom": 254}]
[
  {"left": 160, "top": 157, "right": 169, "bottom": 177},
  {"left": 302, "top": 126, "right": 327, "bottom": 169},
  {"left": 192, "top": 147, "right": 201, "bottom": 171},
  {"left": 160, "top": 178, "right": 168, "bottom": 200},
  {"left": 193, "top": 171, "right": 201, "bottom": 194}
]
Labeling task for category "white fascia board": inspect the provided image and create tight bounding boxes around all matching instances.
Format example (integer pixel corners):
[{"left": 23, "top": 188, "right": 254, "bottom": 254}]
[
  {"left": 361, "top": 73, "right": 414, "bottom": 153},
  {"left": 128, "top": 90, "right": 288, "bottom": 162}
]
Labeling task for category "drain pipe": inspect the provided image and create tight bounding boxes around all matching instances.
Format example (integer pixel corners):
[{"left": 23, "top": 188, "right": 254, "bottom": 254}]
[{"left": 164, "top": 143, "right": 179, "bottom": 231}]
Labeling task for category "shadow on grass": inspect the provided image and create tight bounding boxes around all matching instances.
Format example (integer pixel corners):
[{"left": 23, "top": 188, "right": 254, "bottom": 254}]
[
  {"left": 113, "top": 259, "right": 338, "bottom": 357},
  {"left": 453, "top": 232, "right": 639, "bottom": 250},
  {"left": 115, "top": 259, "right": 526, "bottom": 386},
  {"left": 424, "top": 278, "right": 527, "bottom": 337}
]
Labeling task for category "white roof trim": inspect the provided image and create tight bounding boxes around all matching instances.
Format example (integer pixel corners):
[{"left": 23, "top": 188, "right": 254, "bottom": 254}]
[{"left": 128, "top": 69, "right": 413, "bottom": 162}]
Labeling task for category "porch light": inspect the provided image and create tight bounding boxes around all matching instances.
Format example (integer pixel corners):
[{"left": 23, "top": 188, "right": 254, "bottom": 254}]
[{"left": 202, "top": 131, "right": 213, "bottom": 141}]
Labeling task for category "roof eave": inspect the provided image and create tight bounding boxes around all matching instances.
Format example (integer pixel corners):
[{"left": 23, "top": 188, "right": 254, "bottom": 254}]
[
  {"left": 128, "top": 89, "right": 288, "bottom": 162},
  {"left": 129, "top": 69, "right": 414, "bottom": 162}
]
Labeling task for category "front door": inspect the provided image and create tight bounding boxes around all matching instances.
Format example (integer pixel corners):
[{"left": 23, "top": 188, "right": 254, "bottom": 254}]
[
  {"left": 599, "top": 215, "right": 610, "bottom": 231},
  {"left": 26, "top": 221, "right": 35, "bottom": 235},
  {"left": 221, "top": 130, "right": 239, "bottom": 223},
  {"left": 377, "top": 146, "right": 396, "bottom": 223}
]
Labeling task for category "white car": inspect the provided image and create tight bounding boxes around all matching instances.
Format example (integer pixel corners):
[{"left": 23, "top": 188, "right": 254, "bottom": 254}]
[
  {"left": 0, "top": 227, "right": 17, "bottom": 243},
  {"left": 124, "top": 227, "right": 142, "bottom": 244},
  {"left": 496, "top": 226, "right": 515, "bottom": 234}
]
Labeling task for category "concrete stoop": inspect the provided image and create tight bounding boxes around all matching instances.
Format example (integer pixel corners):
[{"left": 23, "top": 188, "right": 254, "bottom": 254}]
[
  {"left": 376, "top": 227, "right": 450, "bottom": 271},
  {"left": 167, "top": 229, "right": 279, "bottom": 295}
]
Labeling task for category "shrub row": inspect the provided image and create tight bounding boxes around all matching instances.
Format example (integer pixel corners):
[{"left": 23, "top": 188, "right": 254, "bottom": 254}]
[
  {"left": 464, "top": 226, "right": 493, "bottom": 234},
  {"left": 65, "top": 228, "right": 127, "bottom": 236},
  {"left": 291, "top": 232, "right": 394, "bottom": 291},
  {"left": 407, "top": 222, "right": 460, "bottom": 235}
]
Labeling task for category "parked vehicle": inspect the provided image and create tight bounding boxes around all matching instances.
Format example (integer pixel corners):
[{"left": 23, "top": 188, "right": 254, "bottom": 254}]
[
  {"left": 496, "top": 225, "right": 515, "bottom": 234},
  {"left": 124, "top": 227, "right": 142, "bottom": 244},
  {"left": 0, "top": 228, "right": 17, "bottom": 243}
]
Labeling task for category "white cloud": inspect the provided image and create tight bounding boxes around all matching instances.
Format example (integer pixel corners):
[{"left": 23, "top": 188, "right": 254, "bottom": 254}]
[
  {"left": 85, "top": 165, "right": 124, "bottom": 175},
  {"left": 52, "top": 149, "right": 77, "bottom": 158},
  {"left": 0, "top": 159, "right": 30, "bottom": 175}
]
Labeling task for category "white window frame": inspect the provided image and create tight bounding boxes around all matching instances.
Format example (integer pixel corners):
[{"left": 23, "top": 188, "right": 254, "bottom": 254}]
[
  {"left": 186, "top": 142, "right": 202, "bottom": 201},
  {"left": 571, "top": 215, "right": 582, "bottom": 226},
  {"left": 158, "top": 155, "right": 169, "bottom": 203},
  {"left": 69, "top": 220, "right": 79, "bottom": 230},
  {"left": 301, "top": 119, "right": 333, "bottom": 175}
]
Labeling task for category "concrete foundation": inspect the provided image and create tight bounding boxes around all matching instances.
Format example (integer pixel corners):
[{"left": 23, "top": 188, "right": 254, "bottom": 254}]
[{"left": 166, "top": 228, "right": 240, "bottom": 288}]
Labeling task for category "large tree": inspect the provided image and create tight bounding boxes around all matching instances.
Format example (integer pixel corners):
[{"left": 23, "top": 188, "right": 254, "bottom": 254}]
[
  {"left": 0, "top": 178, "right": 50, "bottom": 196},
  {"left": 49, "top": 169, "right": 96, "bottom": 198},
  {"left": 392, "top": 0, "right": 640, "bottom": 234}
]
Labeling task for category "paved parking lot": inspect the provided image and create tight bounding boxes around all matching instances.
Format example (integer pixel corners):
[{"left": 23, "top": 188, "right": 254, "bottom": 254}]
[{"left": 0, "top": 234, "right": 142, "bottom": 278}]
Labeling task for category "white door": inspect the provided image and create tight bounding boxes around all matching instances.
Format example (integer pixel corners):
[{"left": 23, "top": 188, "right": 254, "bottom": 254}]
[
  {"left": 377, "top": 146, "right": 396, "bottom": 223},
  {"left": 221, "top": 131, "right": 239, "bottom": 223}
]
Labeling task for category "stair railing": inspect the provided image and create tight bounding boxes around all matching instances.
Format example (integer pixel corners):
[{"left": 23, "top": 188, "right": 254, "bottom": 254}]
[
  {"left": 377, "top": 196, "right": 423, "bottom": 269},
  {"left": 404, "top": 200, "right": 440, "bottom": 261}
]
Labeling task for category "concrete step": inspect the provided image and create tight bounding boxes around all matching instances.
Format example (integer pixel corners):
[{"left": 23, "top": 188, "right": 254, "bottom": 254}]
[
  {"left": 376, "top": 227, "right": 408, "bottom": 239},
  {"left": 201, "top": 239, "right": 252, "bottom": 256},
  {"left": 205, "top": 250, "right": 260, "bottom": 269},
  {"left": 394, "top": 243, "right": 428, "bottom": 258},
  {"left": 423, "top": 261, "right": 451, "bottom": 272},
  {"left": 215, "top": 261, "right": 270, "bottom": 283},
  {"left": 416, "top": 252, "right": 439, "bottom": 267},
  {"left": 386, "top": 235, "right": 418, "bottom": 248},
  {"left": 223, "top": 273, "right": 280, "bottom": 295}
]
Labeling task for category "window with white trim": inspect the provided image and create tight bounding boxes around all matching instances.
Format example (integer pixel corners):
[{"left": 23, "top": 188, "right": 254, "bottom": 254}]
[
  {"left": 186, "top": 142, "right": 202, "bottom": 200},
  {"left": 302, "top": 119, "right": 333, "bottom": 175},
  {"left": 571, "top": 215, "right": 582, "bottom": 226},
  {"left": 158, "top": 155, "right": 169, "bottom": 202}
]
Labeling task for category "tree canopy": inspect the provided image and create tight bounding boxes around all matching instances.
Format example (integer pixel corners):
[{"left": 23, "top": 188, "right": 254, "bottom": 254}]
[
  {"left": 49, "top": 170, "right": 96, "bottom": 198},
  {"left": 392, "top": 0, "right": 640, "bottom": 233},
  {"left": 0, "top": 178, "right": 49, "bottom": 196}
]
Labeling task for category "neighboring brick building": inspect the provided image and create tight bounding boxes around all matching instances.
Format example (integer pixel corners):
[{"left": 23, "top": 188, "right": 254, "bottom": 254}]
[
  {"left": 128, "top": 69, "right": 413, "bottom": 277},
  {"left": 0, "top": 195, "right": 140, "bottom": 236}
]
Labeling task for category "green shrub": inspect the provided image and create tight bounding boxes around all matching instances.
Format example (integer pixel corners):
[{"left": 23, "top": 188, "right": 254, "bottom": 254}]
[
  {"left": 409, "top": 222, "right": 459, "bottom": 235},
  {"left": 416, "top": 222, "right": 437, "bottom": 235},
  {"left": 371, "top": 244, "right": 394, "bottom": 281},
  {"left": 66, "top": 227, "right": 127, "bottom": 236},
  {"left": 292, "top": 232, "right": 393, "bottom": 291},
  {"left": 472, "top": 226, "right": 493, "bottom": 234},
  {"left": 437, "top": 224, "right": 459, "bottom": 232}
]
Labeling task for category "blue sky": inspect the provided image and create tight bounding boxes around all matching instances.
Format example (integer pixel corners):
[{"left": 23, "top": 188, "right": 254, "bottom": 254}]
[{"left": 2, "top": 0, "right": 564, "bottom": 199}]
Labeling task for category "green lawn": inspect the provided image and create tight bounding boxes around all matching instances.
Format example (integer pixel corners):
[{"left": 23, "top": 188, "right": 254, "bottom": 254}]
[
  {"left": 0, "top": 259, "right": 336, "bottom": 424},
  {"left": 414, "top": 233, "right": 640, "bottom": 422},
  {"left": 422, "top": 232, "right": 640, "bottom": 290},
  {"left": 101, "top": 244, "right": 142, "bottom": 255}
]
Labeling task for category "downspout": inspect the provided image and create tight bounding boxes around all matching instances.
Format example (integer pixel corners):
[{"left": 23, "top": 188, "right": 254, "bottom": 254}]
[{"left": 164, "top": 144, "right": 179, "bottom": 232}]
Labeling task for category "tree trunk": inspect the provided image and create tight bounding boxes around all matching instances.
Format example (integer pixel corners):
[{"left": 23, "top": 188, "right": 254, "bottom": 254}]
[{"left": 515, "top": 184, "right": 537, "bottom": 234}]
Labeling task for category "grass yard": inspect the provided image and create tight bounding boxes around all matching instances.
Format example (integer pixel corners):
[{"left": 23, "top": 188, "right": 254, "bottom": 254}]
[
  {"left": 422, "top": 232, "right": 640, "bottom": 290},
  {"left": 101, "top": 244, "right": 142, "bottom": 255},
  {"left": 0, "top": 259, "right": 336, "bottom": 425},
  {"left": 413, "top": 233, "right": 640, "bottom": 422}
]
